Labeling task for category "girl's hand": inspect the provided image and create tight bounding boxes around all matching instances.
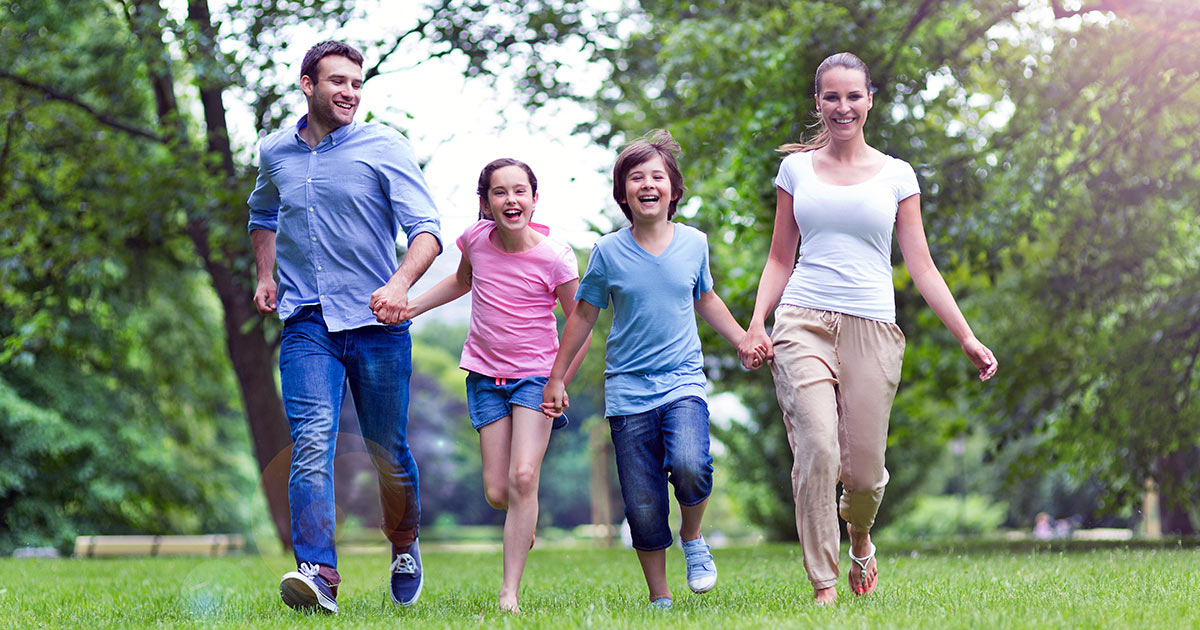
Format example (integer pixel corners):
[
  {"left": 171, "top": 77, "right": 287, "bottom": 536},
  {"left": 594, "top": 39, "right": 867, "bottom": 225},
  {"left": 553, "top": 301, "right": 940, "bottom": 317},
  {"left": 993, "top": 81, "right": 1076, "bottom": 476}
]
[
  {"left": 738, "top": 324, "right": 773, "bottom": 370},
  {"left": 961, "top": 337, "right": 998, "bottom": 381},
  {"left": 541, "top": 377, "right": 568, "bottom": 418}
]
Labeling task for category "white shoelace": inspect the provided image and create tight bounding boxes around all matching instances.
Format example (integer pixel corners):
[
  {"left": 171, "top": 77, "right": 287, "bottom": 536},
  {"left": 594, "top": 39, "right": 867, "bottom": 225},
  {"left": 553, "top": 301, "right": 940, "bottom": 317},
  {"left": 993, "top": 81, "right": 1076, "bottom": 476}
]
[
  {"left": 390, "top": 554, "right": 416, "bottom": 575},
  {"left": 298, "top": 562, "right": 320, "bottom": 579}
]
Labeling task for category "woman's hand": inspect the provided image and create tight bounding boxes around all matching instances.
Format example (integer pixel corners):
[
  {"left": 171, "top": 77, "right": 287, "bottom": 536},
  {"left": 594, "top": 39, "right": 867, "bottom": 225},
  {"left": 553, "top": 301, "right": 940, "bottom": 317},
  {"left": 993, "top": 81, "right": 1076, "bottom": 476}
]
[
  {"left": 961, "top": 337, "right": 998, "bottom": 381},
  {"left": 738, "top": 323, "right": 773, "bottom": 370}
]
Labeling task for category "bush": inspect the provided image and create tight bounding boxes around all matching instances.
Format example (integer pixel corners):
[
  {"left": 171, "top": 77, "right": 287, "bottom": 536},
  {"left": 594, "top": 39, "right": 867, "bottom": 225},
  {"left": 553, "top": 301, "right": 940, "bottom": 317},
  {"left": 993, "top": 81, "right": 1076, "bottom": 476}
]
[{"left": 878, "top": 493, "right": 1008, "bottom": 541}]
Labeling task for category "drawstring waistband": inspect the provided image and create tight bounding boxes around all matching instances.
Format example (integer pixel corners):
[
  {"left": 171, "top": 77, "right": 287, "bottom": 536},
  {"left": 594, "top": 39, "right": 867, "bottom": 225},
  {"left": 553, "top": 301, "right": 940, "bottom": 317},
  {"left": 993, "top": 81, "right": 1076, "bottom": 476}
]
[{"left": 819, "top": 310, "right": 843, "bottom": 365}]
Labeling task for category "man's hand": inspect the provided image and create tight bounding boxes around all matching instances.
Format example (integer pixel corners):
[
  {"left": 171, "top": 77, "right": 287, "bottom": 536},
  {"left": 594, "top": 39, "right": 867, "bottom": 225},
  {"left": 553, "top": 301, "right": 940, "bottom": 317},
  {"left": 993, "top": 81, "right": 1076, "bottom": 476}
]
[
  {"left": 254, "top": 278, "right": 278, "bottom": 315},
  {"left": 370, "top": 279, "right": 411, "bottom": 325}
]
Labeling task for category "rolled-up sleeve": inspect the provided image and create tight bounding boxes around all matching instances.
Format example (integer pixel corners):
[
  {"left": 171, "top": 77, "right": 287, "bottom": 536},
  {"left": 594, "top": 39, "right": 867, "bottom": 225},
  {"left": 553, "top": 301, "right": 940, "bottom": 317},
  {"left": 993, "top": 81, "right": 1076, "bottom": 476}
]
[
  {"left": 247, "top": 145, "right": 280, "bottom": 233},
  {"left": 377, "top": 132, "right": 442, "bottom": 251}
]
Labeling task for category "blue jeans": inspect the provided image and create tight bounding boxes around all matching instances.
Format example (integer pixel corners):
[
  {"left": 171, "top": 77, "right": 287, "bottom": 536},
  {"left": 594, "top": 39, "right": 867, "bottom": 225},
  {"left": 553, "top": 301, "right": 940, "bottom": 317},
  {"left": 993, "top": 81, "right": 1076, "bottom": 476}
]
[
  {"left": 608, "top": 395, "right": 713, "bottom": 551},
  {"left": 280, "top": 306, "right": 420, "bottom": 581}
]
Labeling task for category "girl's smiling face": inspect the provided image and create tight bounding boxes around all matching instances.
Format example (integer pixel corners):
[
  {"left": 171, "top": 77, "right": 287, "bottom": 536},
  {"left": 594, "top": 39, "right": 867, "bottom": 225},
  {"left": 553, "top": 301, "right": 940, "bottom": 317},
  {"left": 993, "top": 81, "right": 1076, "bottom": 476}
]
[
  {"left": 815, "top": 66, "right": 873, "bottom": 141},
  {"left": 481, "top": 165, "right": 538, "bottom": 232},
  {"left": 621, "top": 155, "right": 676, "bottom": 224}
]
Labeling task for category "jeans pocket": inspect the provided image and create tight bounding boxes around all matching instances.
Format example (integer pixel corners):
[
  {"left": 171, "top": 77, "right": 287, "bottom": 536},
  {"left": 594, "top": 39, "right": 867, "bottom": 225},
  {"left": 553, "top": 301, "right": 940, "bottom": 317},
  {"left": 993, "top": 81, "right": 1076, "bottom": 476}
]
[{"left": 608, "top": 416, "right": 627, "bottom": 432}]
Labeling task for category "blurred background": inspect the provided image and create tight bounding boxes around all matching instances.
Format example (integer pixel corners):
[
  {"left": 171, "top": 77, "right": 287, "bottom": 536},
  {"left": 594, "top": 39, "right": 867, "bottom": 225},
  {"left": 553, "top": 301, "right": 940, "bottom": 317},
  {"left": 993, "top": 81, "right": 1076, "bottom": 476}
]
[{"left": 2, "top": 0, "right": 1197, "bottom": 557}]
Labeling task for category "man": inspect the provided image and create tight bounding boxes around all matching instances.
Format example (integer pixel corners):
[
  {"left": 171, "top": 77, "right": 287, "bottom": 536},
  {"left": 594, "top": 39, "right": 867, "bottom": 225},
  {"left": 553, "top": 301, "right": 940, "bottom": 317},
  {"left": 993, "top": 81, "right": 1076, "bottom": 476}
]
[{"left": 248, "top": 40, "right": 441, "bottom": 613}]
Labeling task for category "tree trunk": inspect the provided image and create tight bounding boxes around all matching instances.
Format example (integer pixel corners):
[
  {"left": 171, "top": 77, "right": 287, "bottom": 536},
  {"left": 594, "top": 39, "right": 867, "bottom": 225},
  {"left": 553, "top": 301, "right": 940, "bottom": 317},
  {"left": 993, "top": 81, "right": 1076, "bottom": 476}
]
[
  {"left": 206, "top": 256, "right": 293, "bottom": 549},
  {"left": 1159, "top": 448, "right": 1197, "bottom": 536},
  {"left": 184, "top": 0, "right": 292, "bottom": 549}
]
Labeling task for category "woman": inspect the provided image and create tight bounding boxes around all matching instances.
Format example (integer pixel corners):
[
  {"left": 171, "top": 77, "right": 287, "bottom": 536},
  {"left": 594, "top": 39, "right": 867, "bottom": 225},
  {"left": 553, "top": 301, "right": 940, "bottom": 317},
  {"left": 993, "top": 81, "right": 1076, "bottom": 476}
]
[{"left": 737, "top": 52, "right": 997, "bottom": 605}]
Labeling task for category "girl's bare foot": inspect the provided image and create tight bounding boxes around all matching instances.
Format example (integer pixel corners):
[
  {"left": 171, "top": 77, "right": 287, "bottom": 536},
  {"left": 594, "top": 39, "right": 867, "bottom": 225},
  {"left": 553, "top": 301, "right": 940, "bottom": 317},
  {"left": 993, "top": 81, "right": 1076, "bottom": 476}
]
[
  {"left": 814, "top": 586, "right": 837, "bottom": 605},
  {"left": 496, "top": 588, "right": 520, "bottom": 612}
]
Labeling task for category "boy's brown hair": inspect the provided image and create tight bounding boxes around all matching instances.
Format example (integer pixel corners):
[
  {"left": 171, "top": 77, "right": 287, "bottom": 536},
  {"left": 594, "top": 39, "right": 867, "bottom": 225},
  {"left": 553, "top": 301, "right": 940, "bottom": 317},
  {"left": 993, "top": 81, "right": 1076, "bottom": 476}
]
[{"left": 612, "top": 130, "right": 685, "bottom": 221}]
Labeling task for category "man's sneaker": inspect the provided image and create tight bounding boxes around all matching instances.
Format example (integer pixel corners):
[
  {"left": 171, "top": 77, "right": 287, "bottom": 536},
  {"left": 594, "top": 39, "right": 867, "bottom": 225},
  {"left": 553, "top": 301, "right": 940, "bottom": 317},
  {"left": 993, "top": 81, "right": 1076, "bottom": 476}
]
[
  {"left": 682, "top": 535, "right": 717, "bottom": 593},
  {"left": 389, "top": 540, "right": 423, "bottom": 606},
  {"left": 280, "top": 562, "right": 338, "bottom": 613}
]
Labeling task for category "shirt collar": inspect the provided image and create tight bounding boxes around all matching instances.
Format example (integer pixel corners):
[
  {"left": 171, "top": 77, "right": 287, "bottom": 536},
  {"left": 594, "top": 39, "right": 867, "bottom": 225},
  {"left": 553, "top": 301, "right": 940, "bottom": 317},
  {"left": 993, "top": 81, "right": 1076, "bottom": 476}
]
[{"left": 292, "top": 115, "right": 358, "bottom": 148}]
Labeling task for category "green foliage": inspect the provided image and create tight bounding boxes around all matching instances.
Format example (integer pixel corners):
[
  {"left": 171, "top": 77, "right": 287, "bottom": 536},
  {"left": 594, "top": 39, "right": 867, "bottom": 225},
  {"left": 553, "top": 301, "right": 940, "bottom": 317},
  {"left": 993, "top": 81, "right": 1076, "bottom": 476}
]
[
  {"left": 877, "top": 493, "right": 1008, "bottom": 541},
  {"left": 971, "top": 5, "right": 1200, "bottom": 515},
  {"left": 0, "top": 270, "right": 255, "bottom": 554}
]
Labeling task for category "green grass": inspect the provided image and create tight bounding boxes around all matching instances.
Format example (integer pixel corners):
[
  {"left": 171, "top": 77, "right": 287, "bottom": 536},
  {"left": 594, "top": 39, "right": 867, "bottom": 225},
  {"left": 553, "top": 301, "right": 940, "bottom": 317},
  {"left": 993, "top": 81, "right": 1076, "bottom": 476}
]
[{"left": 5, "top": 542, "right": 1198, "bottom": 629}]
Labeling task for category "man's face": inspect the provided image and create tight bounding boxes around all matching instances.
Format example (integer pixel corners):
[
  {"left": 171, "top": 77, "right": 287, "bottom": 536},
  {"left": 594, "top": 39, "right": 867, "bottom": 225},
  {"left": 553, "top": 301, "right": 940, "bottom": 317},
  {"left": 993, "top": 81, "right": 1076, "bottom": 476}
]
[{"left": 301, "top": 54, "right": 363, "bottom": 129}]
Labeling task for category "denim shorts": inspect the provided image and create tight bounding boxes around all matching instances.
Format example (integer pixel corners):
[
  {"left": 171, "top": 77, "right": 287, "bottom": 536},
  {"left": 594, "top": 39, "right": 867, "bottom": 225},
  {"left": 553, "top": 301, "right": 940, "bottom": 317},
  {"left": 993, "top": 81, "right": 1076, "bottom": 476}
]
[{"left": 465, "top": 372, "right": 568, "bottom": 431}]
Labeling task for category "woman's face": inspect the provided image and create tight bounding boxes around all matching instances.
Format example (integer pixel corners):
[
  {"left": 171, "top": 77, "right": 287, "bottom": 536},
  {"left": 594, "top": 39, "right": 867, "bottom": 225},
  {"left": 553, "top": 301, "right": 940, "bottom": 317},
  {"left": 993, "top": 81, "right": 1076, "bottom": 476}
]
[{"left": 814, "top": 66, "right": 873, "bottom": 141}]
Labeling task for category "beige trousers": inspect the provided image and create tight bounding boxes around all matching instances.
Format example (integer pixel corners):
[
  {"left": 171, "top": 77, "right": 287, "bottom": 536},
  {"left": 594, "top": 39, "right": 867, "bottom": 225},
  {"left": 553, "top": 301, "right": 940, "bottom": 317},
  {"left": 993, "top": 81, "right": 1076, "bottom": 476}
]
[{"left": 769, "top": 305, "right": 905, "bottom": 590}]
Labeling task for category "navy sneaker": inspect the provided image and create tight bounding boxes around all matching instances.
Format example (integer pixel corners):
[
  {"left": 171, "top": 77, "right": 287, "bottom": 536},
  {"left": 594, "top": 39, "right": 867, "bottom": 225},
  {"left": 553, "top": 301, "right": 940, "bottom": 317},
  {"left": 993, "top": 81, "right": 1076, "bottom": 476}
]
[
  {"left": 389, "top": 540, "right": 423, "bottom": 606},
  {"left": 280, "top": 562, "right": 338, "bottom": 614}
]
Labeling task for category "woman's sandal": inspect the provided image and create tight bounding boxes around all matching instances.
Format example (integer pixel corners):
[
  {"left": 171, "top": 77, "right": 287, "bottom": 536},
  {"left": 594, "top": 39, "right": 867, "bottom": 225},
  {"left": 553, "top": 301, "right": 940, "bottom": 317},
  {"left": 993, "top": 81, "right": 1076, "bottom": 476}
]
[{"left": 848, "top": 542, "right": 878, "bottom": 596}]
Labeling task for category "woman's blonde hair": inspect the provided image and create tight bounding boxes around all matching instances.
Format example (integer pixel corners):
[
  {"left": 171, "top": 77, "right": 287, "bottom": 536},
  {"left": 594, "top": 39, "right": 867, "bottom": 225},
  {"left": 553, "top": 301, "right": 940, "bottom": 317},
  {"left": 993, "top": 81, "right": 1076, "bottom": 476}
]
[{"left": 778, "top": 52, "right": 873, "bottom": 154}]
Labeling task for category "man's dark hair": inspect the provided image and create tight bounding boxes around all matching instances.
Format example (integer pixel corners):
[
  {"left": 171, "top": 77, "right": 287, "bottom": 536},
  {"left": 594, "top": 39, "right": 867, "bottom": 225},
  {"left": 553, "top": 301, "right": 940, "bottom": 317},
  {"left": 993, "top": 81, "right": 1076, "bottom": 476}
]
[{"left": 300, "top": 41, "right": 365, "bottom": 81}]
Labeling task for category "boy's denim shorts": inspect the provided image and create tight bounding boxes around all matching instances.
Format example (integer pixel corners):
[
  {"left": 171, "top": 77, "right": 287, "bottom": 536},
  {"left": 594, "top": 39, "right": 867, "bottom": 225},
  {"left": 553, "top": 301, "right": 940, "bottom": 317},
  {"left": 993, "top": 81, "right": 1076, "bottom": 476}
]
[{"left": 465, "top": 372, "right": 568, "bottom": 431}]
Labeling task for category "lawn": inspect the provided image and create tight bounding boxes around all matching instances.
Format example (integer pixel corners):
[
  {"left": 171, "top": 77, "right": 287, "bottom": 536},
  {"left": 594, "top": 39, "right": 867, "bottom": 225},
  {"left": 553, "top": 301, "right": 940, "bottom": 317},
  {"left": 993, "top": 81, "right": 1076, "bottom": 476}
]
[{"left": 5, "top": 541, "right": 1198, "bottom": 629}]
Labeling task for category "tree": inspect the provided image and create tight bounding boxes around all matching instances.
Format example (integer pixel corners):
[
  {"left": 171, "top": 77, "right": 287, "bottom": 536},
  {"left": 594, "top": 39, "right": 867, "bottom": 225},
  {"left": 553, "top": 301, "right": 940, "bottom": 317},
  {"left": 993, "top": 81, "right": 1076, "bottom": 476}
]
[
  {"left": 435, "top": 0, "right": 1200, "bottom": 536},
  {"left": 975, "top": 0, "right": 1200, "bottom": 532}
]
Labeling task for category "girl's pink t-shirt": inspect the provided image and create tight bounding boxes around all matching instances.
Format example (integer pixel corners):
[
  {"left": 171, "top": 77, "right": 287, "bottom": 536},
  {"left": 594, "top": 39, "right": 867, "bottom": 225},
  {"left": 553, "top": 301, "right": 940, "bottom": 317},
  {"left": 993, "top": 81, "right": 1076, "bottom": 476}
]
[{"left": 456, "top": 219, "right": 579, "bottom": 378}]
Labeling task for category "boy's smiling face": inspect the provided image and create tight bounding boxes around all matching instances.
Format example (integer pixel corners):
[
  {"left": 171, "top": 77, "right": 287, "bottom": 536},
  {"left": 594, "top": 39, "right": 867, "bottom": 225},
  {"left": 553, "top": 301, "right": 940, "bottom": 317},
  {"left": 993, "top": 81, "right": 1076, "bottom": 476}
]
[{"left": 621, "top": 155, "right": 676, "bottom": 224}]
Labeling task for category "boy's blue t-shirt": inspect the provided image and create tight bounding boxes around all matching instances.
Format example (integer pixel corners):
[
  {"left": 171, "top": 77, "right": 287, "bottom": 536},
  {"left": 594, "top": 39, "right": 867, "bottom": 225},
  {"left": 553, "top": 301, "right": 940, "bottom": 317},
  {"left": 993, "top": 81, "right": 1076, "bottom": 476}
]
[{"left": 576, "top": 224, "right": 714, "bottom": 416}]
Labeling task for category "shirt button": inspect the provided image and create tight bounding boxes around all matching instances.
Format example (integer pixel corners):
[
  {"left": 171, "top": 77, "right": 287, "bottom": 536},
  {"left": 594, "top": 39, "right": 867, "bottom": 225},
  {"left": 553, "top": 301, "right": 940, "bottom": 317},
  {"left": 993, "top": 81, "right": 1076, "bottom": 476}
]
[
  {"left": 319, "top": 295, "right": 325, "bottom": 300},
  {"left": 311, "top": 150, "right": 317, "bottom": 155},
  {"left": 311, "top": 237, "right": 317, "bottom": 242},
  {"left": 308, "top": 207, "right": 314, "bottom": 212},
  {"left": 317, "top": 266, "right": 323, "bottom": 271},
  {"left": 306, "top": 178, "right": 312, "bottom": 183}
]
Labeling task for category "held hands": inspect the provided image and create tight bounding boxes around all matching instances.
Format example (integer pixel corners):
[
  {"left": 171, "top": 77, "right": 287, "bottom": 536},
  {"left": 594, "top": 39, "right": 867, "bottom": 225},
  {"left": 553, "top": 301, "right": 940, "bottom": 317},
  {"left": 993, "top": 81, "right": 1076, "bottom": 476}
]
[
  {"left": 961, "top": 337, "right": 998, "bottom": 381},
  {"left": 253, "top": 278, "right": 278, "bottom": 315},
  {"left": 540, "top": 377, "right": 569, "bottom": 419},
  {"left": 370, "top": 279, "right": 410, "bottom": 325},
  {"left": 737, "top": 324, "right": 773, "bottom": 370}
]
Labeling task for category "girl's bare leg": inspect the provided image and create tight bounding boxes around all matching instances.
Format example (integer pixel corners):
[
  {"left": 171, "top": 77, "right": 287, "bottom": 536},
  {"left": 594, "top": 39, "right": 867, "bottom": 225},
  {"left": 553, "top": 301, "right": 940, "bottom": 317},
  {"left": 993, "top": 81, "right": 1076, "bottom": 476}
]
[
  {"left": 497, "top": 406, "right": 552, "bottom": 612},
  {"left": 478, "top": 417, "right": 513, "bottom": 510}
]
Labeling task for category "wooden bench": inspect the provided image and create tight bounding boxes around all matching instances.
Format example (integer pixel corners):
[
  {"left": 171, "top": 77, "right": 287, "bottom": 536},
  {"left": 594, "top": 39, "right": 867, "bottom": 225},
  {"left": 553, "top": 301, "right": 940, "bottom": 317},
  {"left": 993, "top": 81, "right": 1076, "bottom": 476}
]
[{"left": 74, "top": 534, "right": 244, "bottom": 557}]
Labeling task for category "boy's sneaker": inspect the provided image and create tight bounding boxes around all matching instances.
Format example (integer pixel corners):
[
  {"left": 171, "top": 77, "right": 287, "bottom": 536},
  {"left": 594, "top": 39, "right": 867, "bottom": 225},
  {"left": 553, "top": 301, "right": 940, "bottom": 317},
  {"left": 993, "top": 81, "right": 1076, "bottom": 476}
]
[
  {"left": 682, "top": 535, "right": 717, "bottom": 593},
  {"left": 389, "top": 540, "right": 424, "bottom": 607},
  {"left": 650, "top": 597, "right": 674, "bottom": 609},
  {"left": 280, "top": 562, "right": 338, "bottom": 614}
]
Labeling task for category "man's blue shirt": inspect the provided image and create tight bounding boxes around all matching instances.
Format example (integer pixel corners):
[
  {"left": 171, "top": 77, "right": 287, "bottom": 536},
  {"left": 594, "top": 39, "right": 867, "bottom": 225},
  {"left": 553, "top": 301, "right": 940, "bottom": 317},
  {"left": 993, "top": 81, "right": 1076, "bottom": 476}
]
[{"left": 248, "top": 117, "right": 441, "bottom": 331}]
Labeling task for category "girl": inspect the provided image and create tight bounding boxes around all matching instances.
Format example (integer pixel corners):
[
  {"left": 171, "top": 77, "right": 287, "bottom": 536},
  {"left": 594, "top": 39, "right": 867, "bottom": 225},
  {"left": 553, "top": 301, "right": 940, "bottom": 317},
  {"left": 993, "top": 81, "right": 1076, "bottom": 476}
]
[
  {"left": 403, "top": 158, "right": 590, "bottom": 612},
  {"left": 543, "top": 130, "right": 766, "bottom": 608},
  {"left": 737, "top": 52, "right": 998, "bottom": 604}
]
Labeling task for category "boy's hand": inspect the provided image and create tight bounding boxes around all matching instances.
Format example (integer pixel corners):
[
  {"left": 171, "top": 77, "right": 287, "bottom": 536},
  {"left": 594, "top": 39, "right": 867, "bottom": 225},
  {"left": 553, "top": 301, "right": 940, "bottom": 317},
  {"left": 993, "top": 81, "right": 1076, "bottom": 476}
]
[{"left": 541, "top": 377, "right": 568, "bottom": 418}]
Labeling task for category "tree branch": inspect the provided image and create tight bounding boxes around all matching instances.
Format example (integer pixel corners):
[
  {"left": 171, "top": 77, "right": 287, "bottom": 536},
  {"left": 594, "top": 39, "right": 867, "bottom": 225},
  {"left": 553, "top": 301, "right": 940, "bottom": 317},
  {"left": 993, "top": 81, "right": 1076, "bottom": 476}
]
[
  {"left": 364, "top": 15, "right": 436, "bottom": 84},
  {"left": 877, "top": 0, "right": 942, "bottom": 82},
  {"left": 0, "top": 70, "right": 168, "bottom": 143}
]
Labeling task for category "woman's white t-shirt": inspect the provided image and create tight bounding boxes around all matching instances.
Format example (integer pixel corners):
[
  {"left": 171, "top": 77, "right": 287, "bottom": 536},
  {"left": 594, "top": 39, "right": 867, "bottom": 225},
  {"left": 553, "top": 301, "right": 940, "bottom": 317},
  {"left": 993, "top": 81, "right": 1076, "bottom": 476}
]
[{"left": 774, "top": 150, "right": 920, "bottom": 323}]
